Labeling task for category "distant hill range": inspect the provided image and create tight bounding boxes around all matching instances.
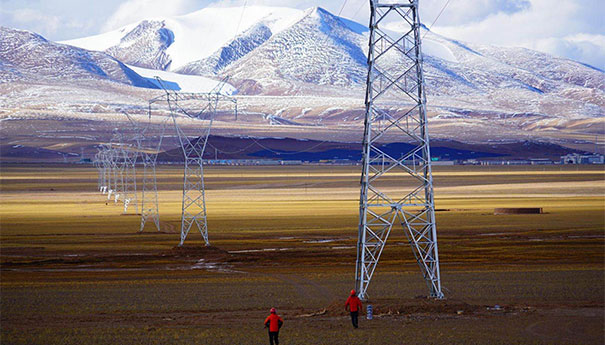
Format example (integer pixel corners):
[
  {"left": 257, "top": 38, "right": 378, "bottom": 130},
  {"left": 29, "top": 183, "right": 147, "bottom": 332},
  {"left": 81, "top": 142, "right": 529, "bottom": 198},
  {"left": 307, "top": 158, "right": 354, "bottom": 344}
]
[
  {"left": 157, "top": 135, "right": 586, "bottom": 163},
  {"left": 0, "top": 5, "right": 603, "bottom": 156},
  {"left": 1, "top": 135, "right": 588, "bottom": 163}
]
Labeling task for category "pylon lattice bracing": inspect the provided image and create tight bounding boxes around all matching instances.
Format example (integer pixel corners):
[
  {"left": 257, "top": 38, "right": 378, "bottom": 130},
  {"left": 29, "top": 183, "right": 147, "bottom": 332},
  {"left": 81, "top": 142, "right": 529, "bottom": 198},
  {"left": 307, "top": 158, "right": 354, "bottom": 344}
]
[
  {"left": 356, "top": 0, "right": 444, "bottom": 300},
  {"left": 151, "top": 79, "right": 237, "bottom": 246}
]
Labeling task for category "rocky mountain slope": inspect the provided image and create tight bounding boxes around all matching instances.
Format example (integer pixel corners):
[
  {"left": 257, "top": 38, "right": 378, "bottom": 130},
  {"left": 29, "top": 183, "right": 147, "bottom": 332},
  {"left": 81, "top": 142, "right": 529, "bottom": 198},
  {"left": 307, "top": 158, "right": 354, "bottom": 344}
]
[
  {"left": 1, "top": 6, "right": 602, "bottom": 153},
  {"left": 59, "top": 6, "right": 604, "bottom": 116},
  {"left": 0, "top": 27, "right": 156, "bottom": 88}
]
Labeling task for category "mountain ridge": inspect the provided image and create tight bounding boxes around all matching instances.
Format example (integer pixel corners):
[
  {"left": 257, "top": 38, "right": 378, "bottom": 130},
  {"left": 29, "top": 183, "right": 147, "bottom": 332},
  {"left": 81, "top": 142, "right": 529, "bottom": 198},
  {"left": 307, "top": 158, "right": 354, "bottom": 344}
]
[
  {"left": 57, "top": 6, "right": 603, "bottom": 102},
  {"left": 0, "top": 6, "right": 603, "bottom": 151},
  {"left": 0, "top": 26, "right": 157, "bottom": 88}
]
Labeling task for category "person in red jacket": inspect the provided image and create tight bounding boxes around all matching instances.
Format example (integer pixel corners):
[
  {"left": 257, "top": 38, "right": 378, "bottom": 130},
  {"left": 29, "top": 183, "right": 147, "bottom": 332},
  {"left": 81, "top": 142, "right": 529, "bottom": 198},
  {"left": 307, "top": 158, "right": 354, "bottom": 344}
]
[
  {"left": 264, "top": 307, "right": 284, "bottom": 345},
  {"left": 345, "top": 289, "right": 362, "bottom": 328}
]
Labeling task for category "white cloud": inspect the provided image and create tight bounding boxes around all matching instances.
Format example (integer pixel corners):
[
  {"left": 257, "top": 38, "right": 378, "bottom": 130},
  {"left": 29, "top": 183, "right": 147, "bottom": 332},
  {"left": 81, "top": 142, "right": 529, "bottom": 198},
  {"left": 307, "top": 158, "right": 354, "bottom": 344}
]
[
  {"left": 102, "top": 0, "right": 202, "bottom": 31},
  {"left": 430, "top": 0, "right": 605, "bottom": 67},
  {"left": 534, "top": 34, "right": 605, "bottom": 69},
  {"left": 420, "top": 0, "right": 531, "bottom": 26},
  {"left": 3, "top": 8, "right": 62, "bottom": 35},
  {"left": 0, "top": 0, "right": 119, "bottom": 40}
]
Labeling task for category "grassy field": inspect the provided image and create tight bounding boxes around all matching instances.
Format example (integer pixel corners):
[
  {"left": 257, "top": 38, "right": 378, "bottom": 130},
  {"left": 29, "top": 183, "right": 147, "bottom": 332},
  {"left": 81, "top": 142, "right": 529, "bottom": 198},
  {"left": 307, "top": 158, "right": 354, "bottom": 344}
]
[{"left": 1, "top": 164, "right": 603, "bottom": 344}]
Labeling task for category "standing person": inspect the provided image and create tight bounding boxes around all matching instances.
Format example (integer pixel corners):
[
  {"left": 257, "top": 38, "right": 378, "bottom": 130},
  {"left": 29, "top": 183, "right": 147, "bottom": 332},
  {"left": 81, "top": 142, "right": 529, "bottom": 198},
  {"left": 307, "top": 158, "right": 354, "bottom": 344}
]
[
  {"left": 264, "top": 307, "right": 283, "bottom": 345},
  {"left": 345, "top": 289, "right": 362, "bottom": 328}
]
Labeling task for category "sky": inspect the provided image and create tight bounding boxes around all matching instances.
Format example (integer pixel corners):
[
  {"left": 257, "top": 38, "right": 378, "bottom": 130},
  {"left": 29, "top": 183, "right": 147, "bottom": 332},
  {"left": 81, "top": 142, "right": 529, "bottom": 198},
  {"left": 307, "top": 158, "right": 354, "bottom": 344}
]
[{"left": 1, "top": 0, "right": 604, "bottom": 68}]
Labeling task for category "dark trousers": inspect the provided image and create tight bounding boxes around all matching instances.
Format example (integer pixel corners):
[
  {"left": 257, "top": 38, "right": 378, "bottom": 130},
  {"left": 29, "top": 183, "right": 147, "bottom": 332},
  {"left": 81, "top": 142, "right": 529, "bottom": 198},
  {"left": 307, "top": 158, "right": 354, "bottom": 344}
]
[
  {"left": 268, "top": 331, "right": 279, "bottom": 345},
  {"left": 350, "top": 311, "right": 359, "bottom": 328}
]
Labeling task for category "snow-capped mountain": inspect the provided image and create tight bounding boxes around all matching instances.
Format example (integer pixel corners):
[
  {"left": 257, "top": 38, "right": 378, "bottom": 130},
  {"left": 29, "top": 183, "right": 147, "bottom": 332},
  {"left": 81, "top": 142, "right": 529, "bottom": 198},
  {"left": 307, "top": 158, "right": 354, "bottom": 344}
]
[
  {"left": 60, "top": 6, "right": 604, "bottom": 104},
  {"left": 0, "top": 26, "right": 236, "bottom": 93},
  {"left": 61, "top": 6, "right": 369, "bottom": 92},
  {"left": 62, "top": 6, "right": 305, "bottom": 72},
  {"left": 106, "top": 20, "right": 174, "bottom": 70},
  {"left": 0, "top": 26, "right": 156, "bottom": 87},
  {"left": 1, "top": 5, "right": 602, "bottom": 151},
  {"left": 218, "top": 7, "right": 368, "bottom": 93}
]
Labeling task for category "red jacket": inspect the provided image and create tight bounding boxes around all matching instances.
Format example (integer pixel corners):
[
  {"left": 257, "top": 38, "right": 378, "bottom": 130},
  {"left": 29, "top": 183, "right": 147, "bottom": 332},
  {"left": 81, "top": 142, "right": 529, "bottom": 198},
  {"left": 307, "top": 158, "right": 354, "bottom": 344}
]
[
  {"left": 264, "top": 314, "right": 283, "bottom": 332},
  {"left": 345, "top": 295, "right": 362, "bottom": 312}
]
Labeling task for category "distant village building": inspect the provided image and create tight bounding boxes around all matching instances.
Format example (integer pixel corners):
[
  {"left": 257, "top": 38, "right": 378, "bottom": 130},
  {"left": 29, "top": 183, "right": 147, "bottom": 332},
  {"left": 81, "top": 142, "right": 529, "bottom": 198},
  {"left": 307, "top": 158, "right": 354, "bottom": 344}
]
[
  {"left": 205, "top": 159, "right": 281, "bottom": 166},
  {"left": 475, "top": 158, "right": 555, "bottom": 165},
  {"left": 561, "top": 153, "right": 604, "bottom": 164},
  {"left": 528, "top": 158, "right": 554, "bottom": 165},
  {"left": 431, "top": 160, "right": 455, "bottom": 166},
  {"left": 480, "top": 160, "right": 531, "bottom": 165},
  {"left": 280, "top": 160, "right": 303, "bottom": 165},
  {"left": 462, "top": 159, "right": 480, "bottom": 165}
]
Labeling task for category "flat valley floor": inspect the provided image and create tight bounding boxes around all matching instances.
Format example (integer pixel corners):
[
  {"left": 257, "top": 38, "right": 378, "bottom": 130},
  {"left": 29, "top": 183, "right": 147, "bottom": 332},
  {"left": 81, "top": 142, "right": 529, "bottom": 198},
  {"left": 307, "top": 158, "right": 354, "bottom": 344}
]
[{"left": 1, "top": 164, "right": 603, "bottom": 344}]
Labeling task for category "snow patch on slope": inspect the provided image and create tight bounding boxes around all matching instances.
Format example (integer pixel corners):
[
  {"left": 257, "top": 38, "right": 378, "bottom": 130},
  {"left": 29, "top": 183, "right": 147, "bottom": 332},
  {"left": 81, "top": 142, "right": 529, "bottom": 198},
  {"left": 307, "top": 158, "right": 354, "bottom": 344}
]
[
  {"left": 126, "top": 64, "right": 237, "bottom": 94},
  {"left": 423, "top": 38, "right": 458, "bottom": 63},
  {"left": 164, "top": 6, "right": 305, "bottom": 70},
  {"left": 61, "top": 23, "right": 138, "bottom": 51}
]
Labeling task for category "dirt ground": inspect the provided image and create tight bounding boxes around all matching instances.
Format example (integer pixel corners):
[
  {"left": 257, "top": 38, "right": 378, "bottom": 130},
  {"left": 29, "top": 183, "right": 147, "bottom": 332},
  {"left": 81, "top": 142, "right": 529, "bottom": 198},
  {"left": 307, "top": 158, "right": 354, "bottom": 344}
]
[{"left": 1, "top": 164, "right": 603, "bottom": 344}]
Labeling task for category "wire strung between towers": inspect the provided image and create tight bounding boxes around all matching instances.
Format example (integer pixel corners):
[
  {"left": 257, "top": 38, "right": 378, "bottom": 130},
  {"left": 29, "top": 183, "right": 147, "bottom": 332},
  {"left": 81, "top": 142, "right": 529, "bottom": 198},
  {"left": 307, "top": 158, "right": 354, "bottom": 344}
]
[
  {"left": 423, "top": 0, "right": 454, "bottom": 38},
  {"left": 234, "top": 0, "right": 248, "bottom": 37}
]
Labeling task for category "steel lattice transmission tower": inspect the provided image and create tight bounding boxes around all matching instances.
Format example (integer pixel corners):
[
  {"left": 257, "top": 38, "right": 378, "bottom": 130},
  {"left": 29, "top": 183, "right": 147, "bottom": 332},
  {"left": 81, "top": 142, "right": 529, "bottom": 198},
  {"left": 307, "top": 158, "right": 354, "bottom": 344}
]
[
  {"left": 99, "top": 145, "right": 111, "bottom": 195},
  {"left": 106, "top": 142, "right": 120, "bottom": 203},
  {"left": 139, "top": 109, "right": 168, "bottom": 233},
  {"left": 109, "top": 131, "right": 126, "bottom": 205},
  {"left": 94, "top": 149, "right": 104, "bottom": 193},
  {"left": 355, "top": 0, "right": 444, "bottom": 300},
  {"left": 139, "top": 148, "right": 162, "bottom": 232},
  {"left": 154, "top": 77, "right": 236, "bottom": 246},
  {"left": 120, "top": 146, "right": 138, "bottom": 213}
]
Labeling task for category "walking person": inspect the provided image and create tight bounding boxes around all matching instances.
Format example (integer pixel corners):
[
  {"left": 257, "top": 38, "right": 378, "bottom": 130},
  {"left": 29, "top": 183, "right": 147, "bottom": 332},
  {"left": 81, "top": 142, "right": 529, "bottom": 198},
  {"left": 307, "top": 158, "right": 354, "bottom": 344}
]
[
  {"left": 264, "top": 307, "right": 283, "bottom": 345},
  {"left": 345, "top": 289, "right": 362, "bottom": 328}
]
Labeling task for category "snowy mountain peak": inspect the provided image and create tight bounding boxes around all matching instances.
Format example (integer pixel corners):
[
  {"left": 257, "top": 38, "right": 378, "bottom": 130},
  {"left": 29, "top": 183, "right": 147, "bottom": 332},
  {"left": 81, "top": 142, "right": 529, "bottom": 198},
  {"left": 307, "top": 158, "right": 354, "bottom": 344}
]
[
  {"left": 60, "top": 5, "right": 366, "bottom": 75},
  {"left": 106, "top": 20, "right": 174, "bottom": 70},
  {"left": 62, "top": 6, "right": 306, "bottom": 72},
  {"left": 0, "top": 26, "right": 156, "bottom": 87},
  {"left": 32, "top": 4, "right": 605, "bottom": 118}
]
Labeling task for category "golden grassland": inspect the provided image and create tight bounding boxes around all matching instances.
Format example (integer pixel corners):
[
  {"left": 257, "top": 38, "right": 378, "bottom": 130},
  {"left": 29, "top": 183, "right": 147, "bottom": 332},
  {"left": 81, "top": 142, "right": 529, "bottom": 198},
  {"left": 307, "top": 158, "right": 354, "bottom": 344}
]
[{"left": 0, "top": 164, "right": 604, "bottom": 344}]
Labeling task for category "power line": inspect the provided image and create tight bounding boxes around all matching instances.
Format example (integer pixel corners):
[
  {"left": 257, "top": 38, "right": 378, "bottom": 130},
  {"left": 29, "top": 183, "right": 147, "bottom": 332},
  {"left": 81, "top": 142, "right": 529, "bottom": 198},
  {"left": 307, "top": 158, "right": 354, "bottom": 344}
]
[
  {"left": 424, "top": 0, "right": 453, "bottom": 37},
  {"left": 234, "top": 0, "right": 248, "bottom": 36},
  {"left": 250, "top": 137, "right": 330, "bottom": 156},
  {"left": 351, "top": 0, "right": 367, "bottom": 20},
  {"left": 337, "top": 0, "right": 349, "bottom": 16},
  {"left": 207, "top": 141, "right": 257, "bottom": 155}
]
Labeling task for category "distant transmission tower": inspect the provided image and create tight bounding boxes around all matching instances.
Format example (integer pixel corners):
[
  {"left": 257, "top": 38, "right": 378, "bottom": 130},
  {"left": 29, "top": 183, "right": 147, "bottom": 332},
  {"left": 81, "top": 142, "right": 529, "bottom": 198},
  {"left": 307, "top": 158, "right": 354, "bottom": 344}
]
[
  {"left": 139, "top": 149, "right": 162, "bottom": 232},
  {"left": 94, "top": 149, "right": 103, "bottom": 192},
  {"left": 102, "top": 143, "right": 118, "bottom": 201},
  {"left": 139, "top": 108, "right": 168, "bottom": 233},
  {"left": 99, "top": 145, "right": 110, "bottom": 195},
  {"left": 356, "top": 0, "right": 444, "bottom": 300},
  {"left": 119, "top": 112, "right": 147, "bottom": 214},
  {"left": 152, "top": 77, "right": 237, "bottom": 246},
  {"left": 109, "top": 131, "right": 125, "bottom": 204}
]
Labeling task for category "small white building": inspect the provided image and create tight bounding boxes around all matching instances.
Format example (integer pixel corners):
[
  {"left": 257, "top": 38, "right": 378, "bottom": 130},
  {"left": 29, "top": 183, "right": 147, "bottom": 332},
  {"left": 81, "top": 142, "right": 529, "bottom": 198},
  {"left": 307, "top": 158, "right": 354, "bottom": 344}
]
[{"left": 561, "top": 153, "right": 604, "bottom": 164}]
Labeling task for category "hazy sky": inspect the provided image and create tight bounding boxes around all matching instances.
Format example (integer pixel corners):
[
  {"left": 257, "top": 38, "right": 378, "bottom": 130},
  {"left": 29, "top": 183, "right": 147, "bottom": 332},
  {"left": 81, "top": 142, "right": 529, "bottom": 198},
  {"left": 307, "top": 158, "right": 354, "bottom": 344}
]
[{"left": 1, "top": 0, "right": 603, "bottom": 67}]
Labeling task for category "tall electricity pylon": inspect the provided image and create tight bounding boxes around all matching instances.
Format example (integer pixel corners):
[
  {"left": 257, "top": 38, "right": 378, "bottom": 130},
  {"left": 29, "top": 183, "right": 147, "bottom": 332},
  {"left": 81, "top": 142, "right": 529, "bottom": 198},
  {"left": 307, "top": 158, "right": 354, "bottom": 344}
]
[
  {"left": 121, "top": 147, "right": 138, "bottom": 213},
  {"left": 104, "top": 143, "right": 120, "bottom": 202},
  {"left": 138, "top": 108, "right": 168, "bottom": 233},
  {"left": 94, "top": 149, "right": 103, "bottom": 192},
  {"left": 120, "top": 112, "right": 149, "bottom": 214},
  {"left": 139, "top": 149, "right": 162, "bottom": 232},
  {"left": 99, "top": 146, "right": 110, "bottom": 195},
  {"left": 109, "top": 130, "right": 126, "bottom": 205},
  {"left": 356, "top": 0, "right": 444, "bottom": 300},
  {"left": 152, "top": 77, "right": 237, "bottom": 246}
]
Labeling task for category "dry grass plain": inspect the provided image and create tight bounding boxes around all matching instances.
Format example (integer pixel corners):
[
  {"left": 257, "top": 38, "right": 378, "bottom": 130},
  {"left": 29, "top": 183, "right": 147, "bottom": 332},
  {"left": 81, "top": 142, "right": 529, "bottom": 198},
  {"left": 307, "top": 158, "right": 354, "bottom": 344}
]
[{"left": 1, "top": 164, "right": 604, "bottom": 345}]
